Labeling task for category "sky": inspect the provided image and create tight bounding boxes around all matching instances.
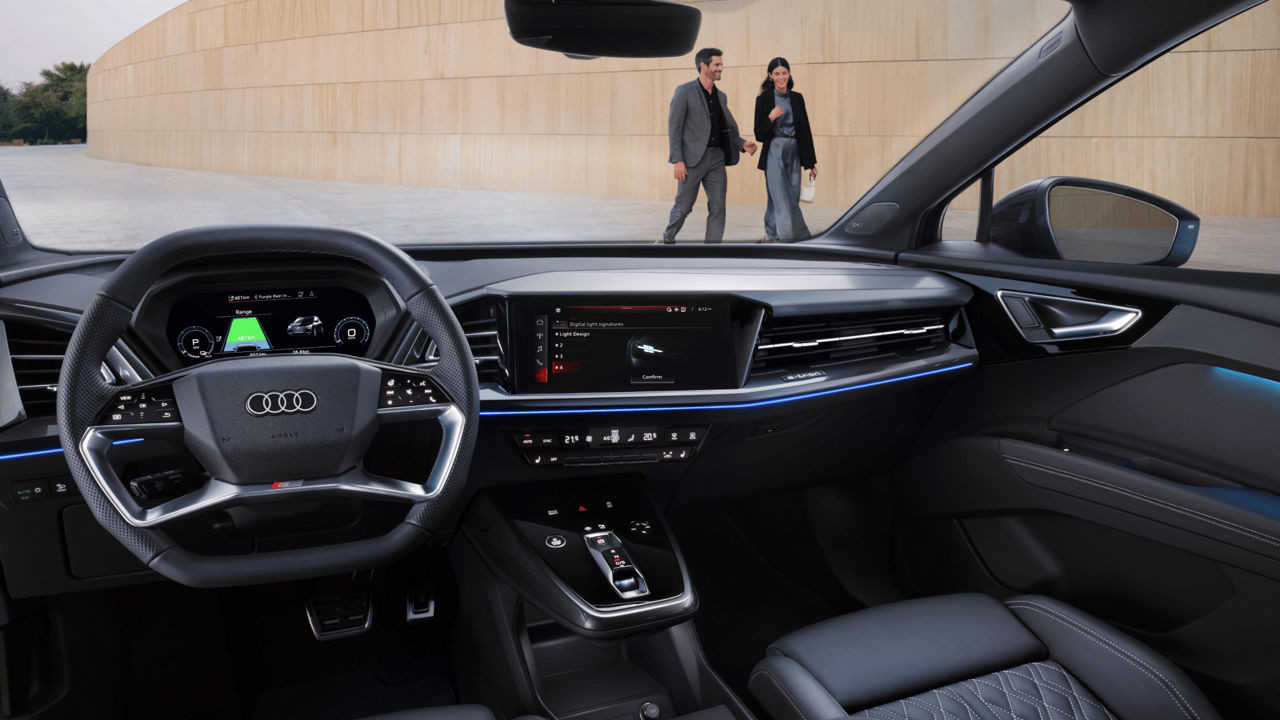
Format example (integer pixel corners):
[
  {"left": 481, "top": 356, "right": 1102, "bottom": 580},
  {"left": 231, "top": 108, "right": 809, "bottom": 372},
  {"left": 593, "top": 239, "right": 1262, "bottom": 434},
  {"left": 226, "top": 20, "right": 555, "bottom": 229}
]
[{"left": 1, "top": 0, "right": 181, "bottom": 90}]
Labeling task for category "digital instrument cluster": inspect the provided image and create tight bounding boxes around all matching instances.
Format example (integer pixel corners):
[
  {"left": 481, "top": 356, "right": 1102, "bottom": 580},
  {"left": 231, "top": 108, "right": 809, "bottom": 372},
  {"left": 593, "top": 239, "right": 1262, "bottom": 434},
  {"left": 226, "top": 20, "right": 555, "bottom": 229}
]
[{"left": 165, "top": 286, "right": 376, "bottom": 365}]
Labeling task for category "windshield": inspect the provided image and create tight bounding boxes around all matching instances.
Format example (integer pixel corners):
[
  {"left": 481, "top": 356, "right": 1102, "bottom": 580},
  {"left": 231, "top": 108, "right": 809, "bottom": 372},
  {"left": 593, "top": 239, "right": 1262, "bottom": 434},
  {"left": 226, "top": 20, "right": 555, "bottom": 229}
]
[
  {"left": 0, "top": 0, "right": 1272, "bottom": 261},
  {"left": 0, "top": 0, "right": 1076, "bottom": 251}
]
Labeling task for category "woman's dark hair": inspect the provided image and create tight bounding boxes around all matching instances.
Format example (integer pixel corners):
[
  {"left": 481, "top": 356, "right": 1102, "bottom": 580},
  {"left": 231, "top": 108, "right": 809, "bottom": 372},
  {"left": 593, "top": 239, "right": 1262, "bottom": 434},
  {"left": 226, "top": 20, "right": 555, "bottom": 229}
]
[{"left": 760, "top": 57, "right": 794, "bottom": 93}]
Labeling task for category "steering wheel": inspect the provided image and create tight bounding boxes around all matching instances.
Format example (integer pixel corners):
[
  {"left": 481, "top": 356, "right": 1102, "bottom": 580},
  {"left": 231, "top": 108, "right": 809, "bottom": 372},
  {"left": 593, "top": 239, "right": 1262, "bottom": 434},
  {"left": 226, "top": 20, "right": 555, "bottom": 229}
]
[{"left": 55, "top": 226, "right": 479, "bottom": 587}]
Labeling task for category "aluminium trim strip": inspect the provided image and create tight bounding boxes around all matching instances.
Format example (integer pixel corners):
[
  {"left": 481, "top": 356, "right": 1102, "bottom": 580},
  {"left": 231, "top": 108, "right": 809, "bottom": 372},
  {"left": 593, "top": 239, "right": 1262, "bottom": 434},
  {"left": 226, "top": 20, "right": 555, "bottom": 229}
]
[{"left": 757, "top": 323, "right": 946, "bottom": 350}]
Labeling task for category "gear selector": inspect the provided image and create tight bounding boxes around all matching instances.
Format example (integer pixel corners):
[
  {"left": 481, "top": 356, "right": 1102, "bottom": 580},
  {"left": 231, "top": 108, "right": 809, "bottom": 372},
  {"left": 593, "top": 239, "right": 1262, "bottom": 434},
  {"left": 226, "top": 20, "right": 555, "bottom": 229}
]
[{"left": 583, "top": 531, "right": 650, "bottom": 599}]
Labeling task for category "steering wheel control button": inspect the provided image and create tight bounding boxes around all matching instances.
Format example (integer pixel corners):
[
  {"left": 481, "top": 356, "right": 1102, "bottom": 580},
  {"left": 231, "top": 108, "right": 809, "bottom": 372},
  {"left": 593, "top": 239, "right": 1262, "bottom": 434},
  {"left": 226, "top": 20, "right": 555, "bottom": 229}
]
[
  {"left": 545, "top": 535, "right": 567, "bottom": 549},
  {"left": 126, "top": 469, "right": 195, "bottom": 501},
  {"left": 100, "top": 386, "right": 182, "bottom": 425},
  {"left": 379, "top": 372, "right": 445, "bottom": 408}
]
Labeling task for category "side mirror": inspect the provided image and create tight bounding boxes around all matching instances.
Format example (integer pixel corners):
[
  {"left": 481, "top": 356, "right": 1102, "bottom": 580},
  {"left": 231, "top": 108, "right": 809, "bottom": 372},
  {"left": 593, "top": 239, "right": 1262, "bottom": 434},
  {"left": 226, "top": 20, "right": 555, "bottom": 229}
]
[
  {"left": 988, "top": 177, "right": 1199, "bottom": 266},
  {"left": 504, "top": 0, "right": 702, "bottom": 58}
]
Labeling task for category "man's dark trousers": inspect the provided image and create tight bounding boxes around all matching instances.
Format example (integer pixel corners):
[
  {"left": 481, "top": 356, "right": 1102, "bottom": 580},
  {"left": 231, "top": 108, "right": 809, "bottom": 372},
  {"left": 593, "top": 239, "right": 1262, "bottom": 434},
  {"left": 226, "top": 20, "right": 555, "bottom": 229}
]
[{"left": 663, "top": 147, "right": 727, "bottom": 244}]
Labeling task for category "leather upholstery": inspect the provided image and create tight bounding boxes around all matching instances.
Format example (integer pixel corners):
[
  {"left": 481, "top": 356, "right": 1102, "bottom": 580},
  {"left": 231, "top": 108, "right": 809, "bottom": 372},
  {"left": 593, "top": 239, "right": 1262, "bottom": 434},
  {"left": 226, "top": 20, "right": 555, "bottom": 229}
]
[
  {"left": 849, "top": 661, "right": 1115, "bottom": 720},
  {"left": 1005, "top": 596, "right": 1219, "bottom": 720},
  {"left": 749, "top": 594, "right": 1220, "bottom": 720},
  {"left": 763, "top": 593, "right": 1045, "bottom": 714}
]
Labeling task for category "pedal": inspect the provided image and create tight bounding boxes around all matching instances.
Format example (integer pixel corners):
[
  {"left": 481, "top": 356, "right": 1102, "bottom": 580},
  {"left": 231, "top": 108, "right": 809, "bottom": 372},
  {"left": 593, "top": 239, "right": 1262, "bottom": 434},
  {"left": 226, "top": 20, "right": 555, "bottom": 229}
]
[
  {"left": 406, "top": 582, "right": 435, "bottom": 624},
  {"left": 305, "top": 591, "right": 373, "bottom": 640}
]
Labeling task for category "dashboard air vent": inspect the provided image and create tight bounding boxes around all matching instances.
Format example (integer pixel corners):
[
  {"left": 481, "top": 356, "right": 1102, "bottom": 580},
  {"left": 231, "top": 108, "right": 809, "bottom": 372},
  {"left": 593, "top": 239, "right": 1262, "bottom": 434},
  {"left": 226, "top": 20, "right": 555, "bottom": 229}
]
[
  {"left": 751, "top": 310, "right": 950, "bottom": 378},
  {"left": 5, "top": 320, "right": 73, "bottom": 418},
  {"left": 405, "top": 301, "right": 507, "bottom": 385}
]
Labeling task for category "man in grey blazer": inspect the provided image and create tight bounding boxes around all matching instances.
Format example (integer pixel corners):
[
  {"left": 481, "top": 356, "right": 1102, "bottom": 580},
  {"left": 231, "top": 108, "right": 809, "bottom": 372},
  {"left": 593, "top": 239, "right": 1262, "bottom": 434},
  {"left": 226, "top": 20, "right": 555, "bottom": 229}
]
[{"left": 661, "top": 48, "right": 757, "bottom": 244}]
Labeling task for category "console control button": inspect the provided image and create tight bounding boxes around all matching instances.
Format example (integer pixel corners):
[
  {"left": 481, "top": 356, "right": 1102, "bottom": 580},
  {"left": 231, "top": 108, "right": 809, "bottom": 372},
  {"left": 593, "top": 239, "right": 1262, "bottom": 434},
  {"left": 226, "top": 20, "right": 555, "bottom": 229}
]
[
  {"left": 524, "top": 452, "right": 561, "bottom": 467},
  {"left": 11, "top": 479, "right": 48, "bottom": 503},
  {"left": 545, "top": 535, "right": 567, "bottom": 549},
  {"left": 628, "top": 520, "right": 653, "bottom": 535},
  {"left": 667, "top": 426, "right": 707, "bottom": 444}
]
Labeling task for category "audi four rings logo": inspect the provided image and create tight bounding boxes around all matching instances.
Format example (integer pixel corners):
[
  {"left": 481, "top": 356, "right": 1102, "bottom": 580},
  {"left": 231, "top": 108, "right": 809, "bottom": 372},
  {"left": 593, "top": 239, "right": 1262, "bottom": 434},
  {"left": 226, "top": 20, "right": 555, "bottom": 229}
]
[{"left": 245, "top": 390, "right": 318, "bottom": 416}]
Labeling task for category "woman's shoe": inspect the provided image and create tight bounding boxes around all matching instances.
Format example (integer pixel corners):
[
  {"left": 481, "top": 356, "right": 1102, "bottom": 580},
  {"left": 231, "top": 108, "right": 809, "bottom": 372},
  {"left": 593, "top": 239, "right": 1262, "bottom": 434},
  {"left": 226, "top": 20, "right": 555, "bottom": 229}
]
[{"left": 760, "top": 235, "right": 777, "bottom": 244}]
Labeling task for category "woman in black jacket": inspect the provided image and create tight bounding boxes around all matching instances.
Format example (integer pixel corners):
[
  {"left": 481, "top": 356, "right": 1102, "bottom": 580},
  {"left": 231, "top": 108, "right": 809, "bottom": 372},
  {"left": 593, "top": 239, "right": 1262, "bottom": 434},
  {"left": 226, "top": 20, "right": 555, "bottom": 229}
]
[{"left": 754, "top": 57, "right": 817, "bottom": 242}]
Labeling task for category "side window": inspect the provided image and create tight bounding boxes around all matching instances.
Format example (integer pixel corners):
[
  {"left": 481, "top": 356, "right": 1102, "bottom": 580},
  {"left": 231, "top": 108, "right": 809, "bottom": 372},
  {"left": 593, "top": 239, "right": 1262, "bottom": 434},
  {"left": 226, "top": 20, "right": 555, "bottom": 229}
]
[{"left": 940, "top": 2, "right": 1279, "bottom": 272}]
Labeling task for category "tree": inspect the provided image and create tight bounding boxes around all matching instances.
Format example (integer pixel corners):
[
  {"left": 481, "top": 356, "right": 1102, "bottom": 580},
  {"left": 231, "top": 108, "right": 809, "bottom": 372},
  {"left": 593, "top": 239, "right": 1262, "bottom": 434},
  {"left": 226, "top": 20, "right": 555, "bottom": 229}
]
[
  {"left": 0, "top": 85, "right": 13, "bottom": 141},
  {"left": 4, "top": 62, "right": 90, "bottom": 143}
]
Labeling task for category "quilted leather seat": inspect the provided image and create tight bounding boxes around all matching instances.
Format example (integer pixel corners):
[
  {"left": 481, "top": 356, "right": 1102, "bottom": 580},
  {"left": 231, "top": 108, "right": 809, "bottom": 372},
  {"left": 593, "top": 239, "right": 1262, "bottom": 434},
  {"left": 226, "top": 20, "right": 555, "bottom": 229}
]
[{"left": 749, "top": 593, "right": 1220, "bottom": 720}]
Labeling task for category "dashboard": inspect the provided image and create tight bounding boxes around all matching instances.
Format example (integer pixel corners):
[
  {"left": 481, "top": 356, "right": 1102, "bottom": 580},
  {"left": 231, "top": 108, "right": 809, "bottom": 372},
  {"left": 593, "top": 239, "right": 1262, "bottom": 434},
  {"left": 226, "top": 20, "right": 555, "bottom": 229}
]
[{"left": 0, "top": 247, "right": 979, "bottom": 598}]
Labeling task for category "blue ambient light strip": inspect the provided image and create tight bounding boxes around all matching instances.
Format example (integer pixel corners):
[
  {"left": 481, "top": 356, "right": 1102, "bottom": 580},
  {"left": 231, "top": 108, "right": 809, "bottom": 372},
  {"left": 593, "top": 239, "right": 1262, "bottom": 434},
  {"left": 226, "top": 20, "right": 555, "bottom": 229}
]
[
  {"left": 1213, "top": 366, "right": 1280, "bottom": 394},
  {"left": 479, "top": 362, "right": 976, "bottom": 417},
  {"left": 0, "top": 439, "right": 144, "bottom": 462}
]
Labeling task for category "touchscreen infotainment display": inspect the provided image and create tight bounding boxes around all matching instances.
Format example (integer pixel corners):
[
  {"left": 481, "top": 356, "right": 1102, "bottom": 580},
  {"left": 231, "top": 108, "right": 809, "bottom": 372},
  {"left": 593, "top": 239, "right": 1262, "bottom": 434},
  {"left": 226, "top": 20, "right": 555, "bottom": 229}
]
[
  {"left": 515, "top": 299, "right": 737, "bottom": 392},
  {"left": 166, "top": 286, "right": 375, "bottom": 365}
]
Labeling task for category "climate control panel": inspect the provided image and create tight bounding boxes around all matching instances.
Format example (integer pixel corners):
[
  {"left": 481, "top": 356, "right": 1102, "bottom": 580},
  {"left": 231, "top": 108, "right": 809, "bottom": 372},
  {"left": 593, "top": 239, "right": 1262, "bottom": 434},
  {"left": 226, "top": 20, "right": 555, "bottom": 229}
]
[{"left": 510, "top": 425, "right": 706, "bottom": 467}]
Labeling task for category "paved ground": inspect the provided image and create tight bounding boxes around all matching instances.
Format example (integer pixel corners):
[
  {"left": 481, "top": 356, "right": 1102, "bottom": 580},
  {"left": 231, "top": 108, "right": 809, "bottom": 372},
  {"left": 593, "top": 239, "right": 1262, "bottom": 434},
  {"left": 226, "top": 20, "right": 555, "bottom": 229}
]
[{"left": 0, "top": 146, "right": 1274, "bottom": 273}]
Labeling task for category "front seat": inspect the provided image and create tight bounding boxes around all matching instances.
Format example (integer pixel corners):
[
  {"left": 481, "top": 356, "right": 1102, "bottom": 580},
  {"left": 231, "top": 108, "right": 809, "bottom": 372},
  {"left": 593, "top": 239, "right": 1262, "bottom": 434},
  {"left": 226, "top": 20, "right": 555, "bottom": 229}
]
[{"left": 749, "top": 593, "right": 1220, "bottom": 720}]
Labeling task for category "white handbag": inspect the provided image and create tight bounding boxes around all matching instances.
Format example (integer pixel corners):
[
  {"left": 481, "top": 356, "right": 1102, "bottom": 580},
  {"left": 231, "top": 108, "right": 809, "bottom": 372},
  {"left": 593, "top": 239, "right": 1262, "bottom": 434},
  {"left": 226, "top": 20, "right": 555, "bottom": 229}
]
[{"left": 799, "top": 176, "right": 816, "bottom": 204}]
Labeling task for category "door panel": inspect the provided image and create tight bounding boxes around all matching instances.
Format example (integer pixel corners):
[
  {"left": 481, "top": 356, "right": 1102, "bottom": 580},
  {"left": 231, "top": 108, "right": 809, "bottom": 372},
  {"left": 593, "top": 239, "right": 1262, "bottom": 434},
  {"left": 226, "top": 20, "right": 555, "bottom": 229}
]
[{"left": 891, "top": 262, "right": 1280, "bottom": 717}]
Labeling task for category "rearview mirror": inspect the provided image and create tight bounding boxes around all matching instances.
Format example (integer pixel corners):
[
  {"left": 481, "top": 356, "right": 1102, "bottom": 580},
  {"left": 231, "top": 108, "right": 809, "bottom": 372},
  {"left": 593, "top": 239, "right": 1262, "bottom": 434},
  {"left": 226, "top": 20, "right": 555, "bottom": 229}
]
[
  {"left": 504, "top": 0, "right": 702, "bottom": 58},
  {"left": 988, "top": 177, "right": 1199, "bottom": 266}
]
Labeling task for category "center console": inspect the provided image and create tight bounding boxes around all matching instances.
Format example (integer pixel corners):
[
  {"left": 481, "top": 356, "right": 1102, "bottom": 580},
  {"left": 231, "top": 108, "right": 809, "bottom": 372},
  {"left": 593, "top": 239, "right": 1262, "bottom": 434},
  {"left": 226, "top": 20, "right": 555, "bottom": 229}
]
[
  {"left": 454, "top": 476, "right": 749, "bottom": 720},
  {"left": 461, "top": 476, "right": 696, "bottom": 634}
]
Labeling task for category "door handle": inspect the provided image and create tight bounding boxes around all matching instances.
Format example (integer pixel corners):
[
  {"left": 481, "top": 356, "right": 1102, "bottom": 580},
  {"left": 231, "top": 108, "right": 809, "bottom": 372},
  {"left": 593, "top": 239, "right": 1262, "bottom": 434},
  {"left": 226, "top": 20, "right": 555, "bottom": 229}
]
[
  {"left": 1047, "top": 308, "right": 1142, "bottom": 338},
  {"left": 997, "top": 290, "right": 1142, "bottom": 343}
]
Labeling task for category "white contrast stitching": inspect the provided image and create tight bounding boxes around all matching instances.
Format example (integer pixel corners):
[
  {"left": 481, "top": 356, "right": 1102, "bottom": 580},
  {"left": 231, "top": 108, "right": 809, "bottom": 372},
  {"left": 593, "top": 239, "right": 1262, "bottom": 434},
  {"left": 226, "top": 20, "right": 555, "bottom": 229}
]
[
  {"left": 778, "top": 652, "right": 846, "bottom": 712},
  {"left": 1025, "top": 663, "right": 1113, "bottom": 716},
  {"left": 972, "top": 674, "right": 1056, "bottom": 720},
  {"left": 1006, "top": 601, "right": 1199, "bottom": 720},
  {"left": 750, "top": 668, "right": 812, "bottom": 720}
]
